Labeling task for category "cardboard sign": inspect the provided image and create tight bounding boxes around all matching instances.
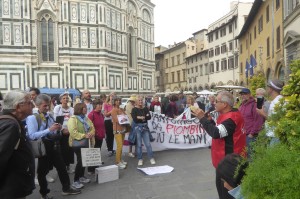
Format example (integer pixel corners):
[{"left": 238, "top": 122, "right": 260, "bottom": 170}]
[{"left": 81, "top": 148, "right": 102, "bottom": 167}]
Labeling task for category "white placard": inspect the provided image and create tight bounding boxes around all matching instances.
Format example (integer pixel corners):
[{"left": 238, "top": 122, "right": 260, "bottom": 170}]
[{"left": 81, "top": 148, "right": 102, "bottom": 167}]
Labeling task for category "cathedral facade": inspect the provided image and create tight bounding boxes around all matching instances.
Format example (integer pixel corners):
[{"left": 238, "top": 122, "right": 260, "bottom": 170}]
[{"left": 0, "top": 0, "right": 155, "bottom": 96}]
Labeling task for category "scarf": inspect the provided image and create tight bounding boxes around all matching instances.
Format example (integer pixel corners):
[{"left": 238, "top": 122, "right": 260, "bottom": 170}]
[{"left": 76, "top": 115, "right": 90, "bottom": 133}]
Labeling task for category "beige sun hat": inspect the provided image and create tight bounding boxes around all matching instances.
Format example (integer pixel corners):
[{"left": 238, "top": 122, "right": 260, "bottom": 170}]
[{"left": 128, "top": 94, "right": 137, "bottom": 101}]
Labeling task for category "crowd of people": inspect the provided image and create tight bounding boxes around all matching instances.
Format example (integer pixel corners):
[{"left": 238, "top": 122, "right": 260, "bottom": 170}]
[{"left": 0, "top": 78, "right": 284, "bottom": 199}]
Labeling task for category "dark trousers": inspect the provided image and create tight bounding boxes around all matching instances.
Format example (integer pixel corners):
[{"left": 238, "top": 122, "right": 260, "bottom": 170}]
[
  {"left": 37, "top": 140, "right": 70, "bottom": 196},
  {"left": 73, "top": 147, "right": 85, "bottom": 182},
  {"left": 60, "top": 134, "right": 74, "bottom": 166},
  {"left": 104, "top": 120, "right": 114, "bottom": 151},
  {"left": 216, "top": 169, "right": 234, "bottom": 199},
  {"left": 87, "top": 138, "right": 103, "bottom": 173}
]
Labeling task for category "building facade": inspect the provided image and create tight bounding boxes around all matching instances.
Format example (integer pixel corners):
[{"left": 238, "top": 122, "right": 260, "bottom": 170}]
[
  {"left": 237, "top": 0, "right": 284, "bottom": 84},
  {"left": 186, "top": 50, "right": 209, "bottom": 91},
  {"left": 206, "top": 1, "right": 253, "bottom": 87},
  {"left": 0, "top": 0, "right": 155, "bottom": 96},
  {"left": 283, "top": 0, "right": 300, "bottom": 80},
  {"left": 162, "top": 40, "right": 196, "bottom": 92}
]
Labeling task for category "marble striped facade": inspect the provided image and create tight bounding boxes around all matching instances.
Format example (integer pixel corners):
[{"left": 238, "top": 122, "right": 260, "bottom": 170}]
[{"left": 0, "top": 0, "right": 155, "bottom": 96}]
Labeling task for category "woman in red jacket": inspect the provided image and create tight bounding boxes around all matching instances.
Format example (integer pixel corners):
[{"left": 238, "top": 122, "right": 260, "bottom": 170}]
[{"left": 87, "top": 99, "right": 106, "bottom": 174}]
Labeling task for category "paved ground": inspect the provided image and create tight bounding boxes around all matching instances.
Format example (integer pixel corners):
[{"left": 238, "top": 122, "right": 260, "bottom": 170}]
[{"left": 29, "top": 147, "right": 218, "bottom": 199}]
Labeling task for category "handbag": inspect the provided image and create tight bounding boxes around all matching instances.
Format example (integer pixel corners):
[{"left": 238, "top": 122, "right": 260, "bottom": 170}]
[
  {"left": 30, "top": 139, "right": 46, "bottom": 158},
  {"left": 71, "top": 117, "right": 89, "bottom": 148},
  {"left": 72, "top": 138, "right": 89, "bottom": 148}
]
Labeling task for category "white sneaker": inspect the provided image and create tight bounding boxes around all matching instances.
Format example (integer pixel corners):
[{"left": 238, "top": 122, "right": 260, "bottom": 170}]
[
  {"left": 71, "top": 181, "right": 84, "bottom": 189},
  {"left": 121, "top": 160, "right": 127, "bottom": 165},
  {"left": 150, "top": 158, "right": 156, "bottom": 165},
  {"left": 79, "top": 176, "right": 91, "bottom": 183},
  {"left": 116, "top": 162, "right": 126, "bottom": 169},
  {"left": 138, "top": 159, "right": 143, "bottom": 166},
  {"left": 46, "top": 175, "right": 55, "bottom": 183},
  {"left": 128, "top": 152, "right": 135, "bottom": 158}
]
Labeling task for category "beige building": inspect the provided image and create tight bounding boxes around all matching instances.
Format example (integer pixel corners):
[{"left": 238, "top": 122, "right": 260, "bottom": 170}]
[
  {"left": 186, "top": 50, "right": 209, "bottom": 91},
  {"left": 159, "top": 39, "right": 196, "bottom": 92},
  {"left": 155, "top": 45, "right": 168, "bottom": 92},
  {"left": 206, "top": 1, "right": 253, "bottom": 88},
  {"left": 237, "top": 0, "right": 284, "bottom": 84},
  {"left": 193, "top": 29, "right": 208, "bottom": 53},
  {"left": 283, "top": 0, "right": 300, "bottom": 80}
]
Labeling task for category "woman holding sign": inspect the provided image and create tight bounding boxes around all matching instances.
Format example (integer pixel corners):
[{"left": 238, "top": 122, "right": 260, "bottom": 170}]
[
  {"left": 111, "top": 96, "right": 128, "bottom": 169},
  {"left": 67, "top": 103, "right": 95, "bottom": 189},
  {"left": 132, "top": 96, "right": 156, "bottom": 166}
]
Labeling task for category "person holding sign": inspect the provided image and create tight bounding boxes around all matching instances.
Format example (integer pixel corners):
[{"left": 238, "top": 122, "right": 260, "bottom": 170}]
[
  {"left": 192, "top": 91, "right": 246, "bottom": 199},
  {"left": 67, "top": 103, "right": 95, "bottom": 190},
  {"left": 132, "top": 96, "right": 156, "bottom": 166},
  {"left": 110, "top": 96, "right": 128, "bottom": 169}
]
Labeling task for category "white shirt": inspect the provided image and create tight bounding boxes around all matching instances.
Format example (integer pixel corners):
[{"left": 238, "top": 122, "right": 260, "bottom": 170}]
[
  {"left": 266, "top": 95, "right": 283, "bottom": 137},
  {"left": 53, "top": 105, "right": 74, "bottom": 129}
]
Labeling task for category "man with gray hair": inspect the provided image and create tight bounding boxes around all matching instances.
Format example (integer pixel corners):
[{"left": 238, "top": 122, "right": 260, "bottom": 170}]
[
  {"left": 192, "top": 91, "right": 246, "bottom": 199},
  {"left": 0, "top": 91, "right": 35, "bottom": 198},
  {"left": 26, "top": 94, "right": 81, "bottom": 199}
]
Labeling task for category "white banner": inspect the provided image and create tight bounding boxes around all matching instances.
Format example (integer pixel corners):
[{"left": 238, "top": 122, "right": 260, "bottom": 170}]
[{"left": 148, "top": 112, "right": 212, "bottom": 151}]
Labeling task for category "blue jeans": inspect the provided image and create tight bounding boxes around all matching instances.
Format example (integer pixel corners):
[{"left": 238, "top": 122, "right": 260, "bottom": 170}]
[
  {"left": 246, "top": 135, "right": 257, "bottom": 159},
  {"left": 136, "top": 124, "right": 154, "bottom": 160}
]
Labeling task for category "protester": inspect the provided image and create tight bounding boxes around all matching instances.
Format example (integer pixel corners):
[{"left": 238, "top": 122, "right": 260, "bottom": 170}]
[
  {"left": 184, "top": 95, "right": 199, "bottom": 118},
  {"left": 192, "top": 91, "right": 246, "bottom": 199},
  {"left": 29, "top": 87, "right": 40, "bottom": 113},
  {"left": 110, "top": 96, "right": 127, "bottom": 169},
  {"left": 27, "top": 94, "right": 81, "bottom": 198},
  {"left": 82, "top": 90, "right": 93, "bottom": 115},
  {"left": 165, "top": 94, "right": 178, "bottom": 118},
  {"left": 87, "top": 99, "right": 106, "bottom": 174},
  {"left": 67, "top": 103, "right": 95, "bottom": 189},
  {"left": 132, "top": 96, "right": 156, "bottom": 166},
  {"left": 255, "top": 88, "right": 270, "bottom": 116},
  {"left": 125, "top": 94, "right": 137, "bottom": 157},
  {"left": 53, "top": 93, "right": 75, "bottom": 174},
  {"left": 176, "top": 91, "right": 186, "bottom": 114},
  {"left": 205, "top": 94, "right": 216, "bottom": 113},
  {"left": 216, "top": 153, "right": 248, "bottom": 199},
  {"left": 103, "top": 92, "right": 115, "bottom": 156},
  {"left": 99, "top": 93, "right": 107, "bottom": 102},
  {"left": 0, "top": 91, "right": 35, "bottom": 198},
  {"left": 193, "top": 92, "right": 205, "bottom": 111},
  {"left": 161, "top": 93, "right": 170, "bottom": 114},
  {"left": 238, "top": 88, "right": 265, "bottom": 158},
  {"left": 256, "top": 79, "right": 284, "bottom": 145},
  {"left": 150, "top": 95, "right": 162, "bottom": 114}
]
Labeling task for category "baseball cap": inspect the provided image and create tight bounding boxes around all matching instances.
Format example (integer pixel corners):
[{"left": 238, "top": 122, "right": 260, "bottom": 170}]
[
  {"left": 239, "top": 88, "right": 250, "bottom": 94},
  {"left": 267, "top": 79, "right": 284, "bottom": 92}
]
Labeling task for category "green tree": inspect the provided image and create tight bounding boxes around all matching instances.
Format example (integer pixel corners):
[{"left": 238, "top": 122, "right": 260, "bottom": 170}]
[
  {"left": 242, "top": 60, "right": 300, "bottom": 198},
  {"left": 249, "top": 72, "right": 266, "bottom": 95}
]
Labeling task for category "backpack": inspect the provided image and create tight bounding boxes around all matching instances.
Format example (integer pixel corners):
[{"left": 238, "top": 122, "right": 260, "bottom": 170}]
[{"left": 0, "top": 115, "right": 21, "bottom": 150}]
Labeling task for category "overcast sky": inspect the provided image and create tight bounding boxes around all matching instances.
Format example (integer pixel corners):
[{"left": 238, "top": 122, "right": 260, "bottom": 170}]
[{"left": 151, "top": 0, "right": 254, "bottom": 47}]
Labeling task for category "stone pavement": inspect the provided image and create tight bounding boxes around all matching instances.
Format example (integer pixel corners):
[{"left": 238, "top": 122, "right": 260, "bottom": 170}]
[{"left": 28, "top": 147, "right": 218, "bottom": 199}]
